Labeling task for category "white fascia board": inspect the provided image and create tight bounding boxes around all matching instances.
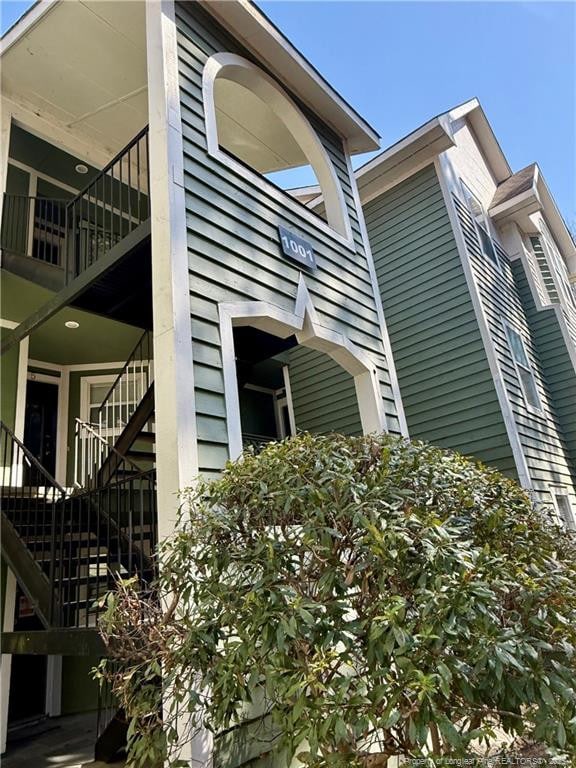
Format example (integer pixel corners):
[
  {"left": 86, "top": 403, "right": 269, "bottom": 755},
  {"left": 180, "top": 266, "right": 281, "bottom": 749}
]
[
  {"left": 0, "top": 0, "right": 60, "bottom": 56},
  {"left": 489, "top": 186, "right": 541, "bottom": 222},
  {"left": 535, "top": 170, "right": 576, "bottom": 272},
  {"left": 353, "top": 116, "right": 455, "bottom": 204},
  {"left": 198, "top": 0, "right": 380, "bottom": 153},
  {"left": 465, "top": 105, "right": 511, "bottom": 183},
  {"left": 447, "top": 97, "right": 480, "bottom": 121}
]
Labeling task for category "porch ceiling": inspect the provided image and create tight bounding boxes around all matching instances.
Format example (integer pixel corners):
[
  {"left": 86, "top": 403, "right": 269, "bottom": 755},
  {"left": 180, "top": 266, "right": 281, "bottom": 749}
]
[
  {"left": 1, "top": 1, "right": 147, "bottom": 158},
  {"left": 1, "top": 272, "right": 142, "bottom": 366}
]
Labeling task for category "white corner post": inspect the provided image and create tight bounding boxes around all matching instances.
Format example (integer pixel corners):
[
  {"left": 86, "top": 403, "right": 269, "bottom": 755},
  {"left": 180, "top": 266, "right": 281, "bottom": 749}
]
[
  {"left": 146, "top": 2, "right": 209, "bottom": 766},
  {"left": 344, "top": 141, "right": 409, "bottom": 437},
  {"left": 0, "top": 105, "right": 11, "bottom": 224},
  {"left": 434, "top": 155, "right": 532, "bottom": 489},
  {"left": 146, "top": 0, "right": 199, "bottom": 537}
]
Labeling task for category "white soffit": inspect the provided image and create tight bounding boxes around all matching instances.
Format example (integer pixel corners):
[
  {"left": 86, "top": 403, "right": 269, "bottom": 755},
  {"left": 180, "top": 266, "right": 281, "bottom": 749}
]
[
  {"left": 1, "top": 0, "right": 147, "bottom": 157},
  {"left": 199, "top": 0, "right": 380, "bottom": 154},
  {"left": 215, "top": 79, "right": 308, "bottom": 172}
]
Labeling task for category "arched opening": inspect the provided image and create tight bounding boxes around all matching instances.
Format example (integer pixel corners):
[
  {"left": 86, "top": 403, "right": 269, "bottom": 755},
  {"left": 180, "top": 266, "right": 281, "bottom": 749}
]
[
  {"left": 219, "top": 286, "right": 387, "bottom": 459},
  {"left": 233, "top": 326, "right": 364, "bottom": 451},
  {"left": 203, "top": 53, "right": 351, "bottom": 240}
]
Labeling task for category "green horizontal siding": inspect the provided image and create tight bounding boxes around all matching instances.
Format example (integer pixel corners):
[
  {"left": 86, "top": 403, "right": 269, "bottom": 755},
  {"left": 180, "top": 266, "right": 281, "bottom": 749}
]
[
  {"left": 176, "top": 2, "right": 399, "bottom": 479},
  {"left": 512, "top": 260, "right": 576, "bottom": 476},
  {"left": 288, "top": 347, "right": 362, "bottom": 436},
  {"left": 364, "top": 164, "right": 515, "bottom": 477},
  {"left": 453, "top": 197, "right": 576, "bottom": 507}
]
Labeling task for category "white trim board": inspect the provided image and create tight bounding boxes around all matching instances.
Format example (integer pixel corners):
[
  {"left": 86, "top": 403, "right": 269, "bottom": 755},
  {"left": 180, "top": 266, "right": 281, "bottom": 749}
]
[
  {"left": 344, "top": 141, "right": 408, "bottom": 437},
  {"left": 202, "top": 51, "right": 354, "bottom": 248},
  {"left": 435, "top": 156, "right": 532, "bottom": 489},
  {"left": 219, "top": 274, "right": 387, "bottom": 460}
]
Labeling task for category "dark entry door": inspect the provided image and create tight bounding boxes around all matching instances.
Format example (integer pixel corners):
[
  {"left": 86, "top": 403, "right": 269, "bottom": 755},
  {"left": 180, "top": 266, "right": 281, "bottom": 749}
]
[
  {"left": 8, "top": 586, "right": 48, "bottom": 726},
  {"left": 24, "top": 380, "right": 58, "bottom": 476}
]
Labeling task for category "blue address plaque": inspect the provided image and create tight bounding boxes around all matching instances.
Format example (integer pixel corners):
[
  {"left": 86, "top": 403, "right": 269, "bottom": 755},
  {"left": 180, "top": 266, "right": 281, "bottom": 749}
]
[{"left": 278, "top": 226, "right": 316, "bottom": 270}]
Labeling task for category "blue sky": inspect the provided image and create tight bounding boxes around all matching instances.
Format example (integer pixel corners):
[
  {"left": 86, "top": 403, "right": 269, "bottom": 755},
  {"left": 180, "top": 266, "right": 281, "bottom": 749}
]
[{"left": 1, "top": 1, "right": 574, "bottom": 229}]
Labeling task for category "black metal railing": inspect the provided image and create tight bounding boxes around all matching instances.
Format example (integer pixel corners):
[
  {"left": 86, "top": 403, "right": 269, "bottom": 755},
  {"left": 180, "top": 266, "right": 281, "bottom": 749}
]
[
  {"left": 95, "top": 329, "right": 154, "bottom": 446},
  {"left": 242, "top": 433, "right": 278, "bottom": 452},
  {"left": 1, "top": 421, "right": 157, "bottom": 630},
  {"left": 67, "top": 126, "right": 149, "bottom": 278},
  {"left": 0, "top": 195, "right": 69, "bottom": 266},
  {"left": 53, "top": 469, "right": 158, "bottom": 628},
  {"left": 1, "top": 126, "right": 149, "bottom": 282},
  {"left": 0, "top": 420, "right": 66, "bottom": 624}
]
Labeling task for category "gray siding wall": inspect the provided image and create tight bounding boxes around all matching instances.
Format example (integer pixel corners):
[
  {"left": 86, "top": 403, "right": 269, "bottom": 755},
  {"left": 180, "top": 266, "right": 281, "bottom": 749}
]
[
  {"left": 364, "top": 164, "right": 515, "bottom": 475},
  {"left": 454, "top": 196, "right": 576, "bottom": 506},
  {"left": 176, "top": 3, "right": 400, "bottom": 477},
  {"left": 288, "top": 347, "right": 362, "bottom": 436}
]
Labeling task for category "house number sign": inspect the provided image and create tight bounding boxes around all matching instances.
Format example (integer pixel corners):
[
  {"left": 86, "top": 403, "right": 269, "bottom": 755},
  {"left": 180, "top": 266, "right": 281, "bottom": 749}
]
[{"left": 278, "top": 226, "right": 316, "bottom": 270}]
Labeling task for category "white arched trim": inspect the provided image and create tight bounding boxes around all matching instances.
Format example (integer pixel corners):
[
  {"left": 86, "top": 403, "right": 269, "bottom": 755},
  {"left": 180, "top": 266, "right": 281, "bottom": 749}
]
[
  {"left": 202, "top": 52, "right": 353, "bottom": 245},
  {"left": 219, "top": 275, "right": 387, "bottom": 459}
]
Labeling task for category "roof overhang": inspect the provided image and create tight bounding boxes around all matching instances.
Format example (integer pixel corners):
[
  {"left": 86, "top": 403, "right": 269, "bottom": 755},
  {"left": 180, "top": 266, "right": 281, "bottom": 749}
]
[
  {"left": 198, "top": 0, "right": 380, "bottom": 154},
  {"left": 490, "top": 165, "right": 576, "bottom": 274},
  {"left": 448, "top": 98, "right": 511, "bottom": 183},
  {"left": 354, "top": 114, "right": 455, "bottom": 203}
]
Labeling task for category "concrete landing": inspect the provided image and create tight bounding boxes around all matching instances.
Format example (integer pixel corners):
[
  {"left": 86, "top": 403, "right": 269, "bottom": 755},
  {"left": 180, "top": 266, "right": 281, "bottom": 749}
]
[{"left": 2, "top": 712, "right": 124, "bottom": 768}]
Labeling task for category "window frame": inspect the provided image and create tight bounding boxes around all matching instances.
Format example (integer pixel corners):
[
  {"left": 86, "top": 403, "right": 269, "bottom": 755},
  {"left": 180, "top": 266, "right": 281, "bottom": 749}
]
[
  {"left": 202, "top": 52, "right": 354, "bottom": 248},
  {"left": 552, "top": 492, "right": 576, "bottom": 532},
  {"left": 534, "top": 222, "right": 576, "bottom": 312},
  {"left": 503, "top": 322, "right": 543, "bottom": 414},
  {"left": 460, "top": 180, "right": 501, "bottom": 271}
]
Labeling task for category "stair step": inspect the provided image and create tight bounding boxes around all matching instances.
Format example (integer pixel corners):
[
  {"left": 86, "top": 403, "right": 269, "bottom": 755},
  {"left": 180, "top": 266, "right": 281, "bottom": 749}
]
[
  {"left": 126, "top": 450, "right": 156, "bottom": 462},
  {"left": 137, "top": 431, "right": 156, "bottom": 444}
]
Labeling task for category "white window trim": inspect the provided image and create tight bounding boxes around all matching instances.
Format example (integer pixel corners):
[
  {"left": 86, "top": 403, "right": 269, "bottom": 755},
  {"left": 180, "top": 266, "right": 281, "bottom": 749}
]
[
  {"left": 551, "top": 491, "right": 576, "bottom": 531},
  {"left": 536, "top": 221, "right": 576, "bottom": 312},
  {"left": 202, "top": 52, "right": 354, "bottom": 248},
  {"left": 460, "top": 179, "right": 502, "bottom": 272},
  {"left": 503, "top": 321, "right": 543, "bottom": 415}
]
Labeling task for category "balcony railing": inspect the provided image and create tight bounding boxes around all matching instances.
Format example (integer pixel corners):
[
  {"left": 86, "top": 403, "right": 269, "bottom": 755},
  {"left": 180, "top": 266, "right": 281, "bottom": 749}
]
[
  {"left": 0, "top": 126, "right": 149, "bottom": 282},
  {"left": 1, "top": 195, "right": 69, "bottom": 267},
  {"left": 68, "top": 125, "right": 149, "bottom": 278}
]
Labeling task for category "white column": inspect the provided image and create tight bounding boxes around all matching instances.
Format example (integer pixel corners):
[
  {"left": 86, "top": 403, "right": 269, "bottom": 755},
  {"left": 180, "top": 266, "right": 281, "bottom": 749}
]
[
  {"left": 0, "top": 106, "right": 12, "bottom": 229},
  {"left": 146, "top": 2, "right": 208, "bottom": 765}
]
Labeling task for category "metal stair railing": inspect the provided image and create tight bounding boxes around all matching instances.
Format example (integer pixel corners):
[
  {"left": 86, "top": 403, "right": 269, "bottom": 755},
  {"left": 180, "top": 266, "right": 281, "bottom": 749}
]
[
  {"left": 95, "top": 329, "right": 154, "bottom": 448},
  {"left": 1, "top": 421, "right": 158, "bottom": 630},
  {"left": 73, "top": 418, "right": 144, "bottom": 491},
  {"left": 66, "top": 125, "right": 149, "bottom": 279},
  {"left": 0, "top": 420, "right": 66, "bottom": 625}
]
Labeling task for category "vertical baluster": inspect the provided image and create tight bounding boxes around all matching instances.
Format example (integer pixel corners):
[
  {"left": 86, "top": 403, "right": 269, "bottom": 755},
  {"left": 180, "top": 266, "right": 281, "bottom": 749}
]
[
  {"left": 85, "top": 484, "right": 91, "bottom": 628},
  {"left": 127, "top": 145, "right": 133, "bottom": 231},
  {"left": 118, "top": 148, "right": 124, "bottom": 240},
  {"left": 106, "top": 484, "right": 112, "bottom": 591},
  {"left": 136, "top": 138, "right": 141, "bottom": 223},
  {"left": 139, "top": 474, "right": 145, "bottom": 580},
  {"left": 95, "top": 487, "right": 101, "bottom": 624},
  {"left": 109, "top": 165, "right": 114, "bottom": 248},
  {"left": 145, "top": 130, "right": 150, "bottom": 218},
  {"left": 128, "top": 477, "right": 133, "bottom": 575}
]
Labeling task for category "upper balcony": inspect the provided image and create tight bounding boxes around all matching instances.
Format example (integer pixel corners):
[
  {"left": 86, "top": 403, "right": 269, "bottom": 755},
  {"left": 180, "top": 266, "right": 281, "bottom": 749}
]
[
  {"left": 1, "top": 125, "right": 152, "bottom": 331},
  {"left": 1, "top": 1, "right": 151, "bottom": 328}
]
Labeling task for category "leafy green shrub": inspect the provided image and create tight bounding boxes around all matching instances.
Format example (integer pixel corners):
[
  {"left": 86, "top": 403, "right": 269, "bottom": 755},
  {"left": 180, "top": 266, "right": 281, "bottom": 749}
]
[{"left": 98, "top": 433, "right": 576, "bottom": 767}]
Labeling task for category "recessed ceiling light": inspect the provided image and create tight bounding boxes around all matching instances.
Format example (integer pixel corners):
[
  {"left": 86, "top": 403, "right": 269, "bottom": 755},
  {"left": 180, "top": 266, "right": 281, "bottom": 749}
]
[
  {"left": 75, "top": 163, "right": 88, "bottom": 174},
  {"left": 65, "top": 320, "right": 80, "bottom": 329}
]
